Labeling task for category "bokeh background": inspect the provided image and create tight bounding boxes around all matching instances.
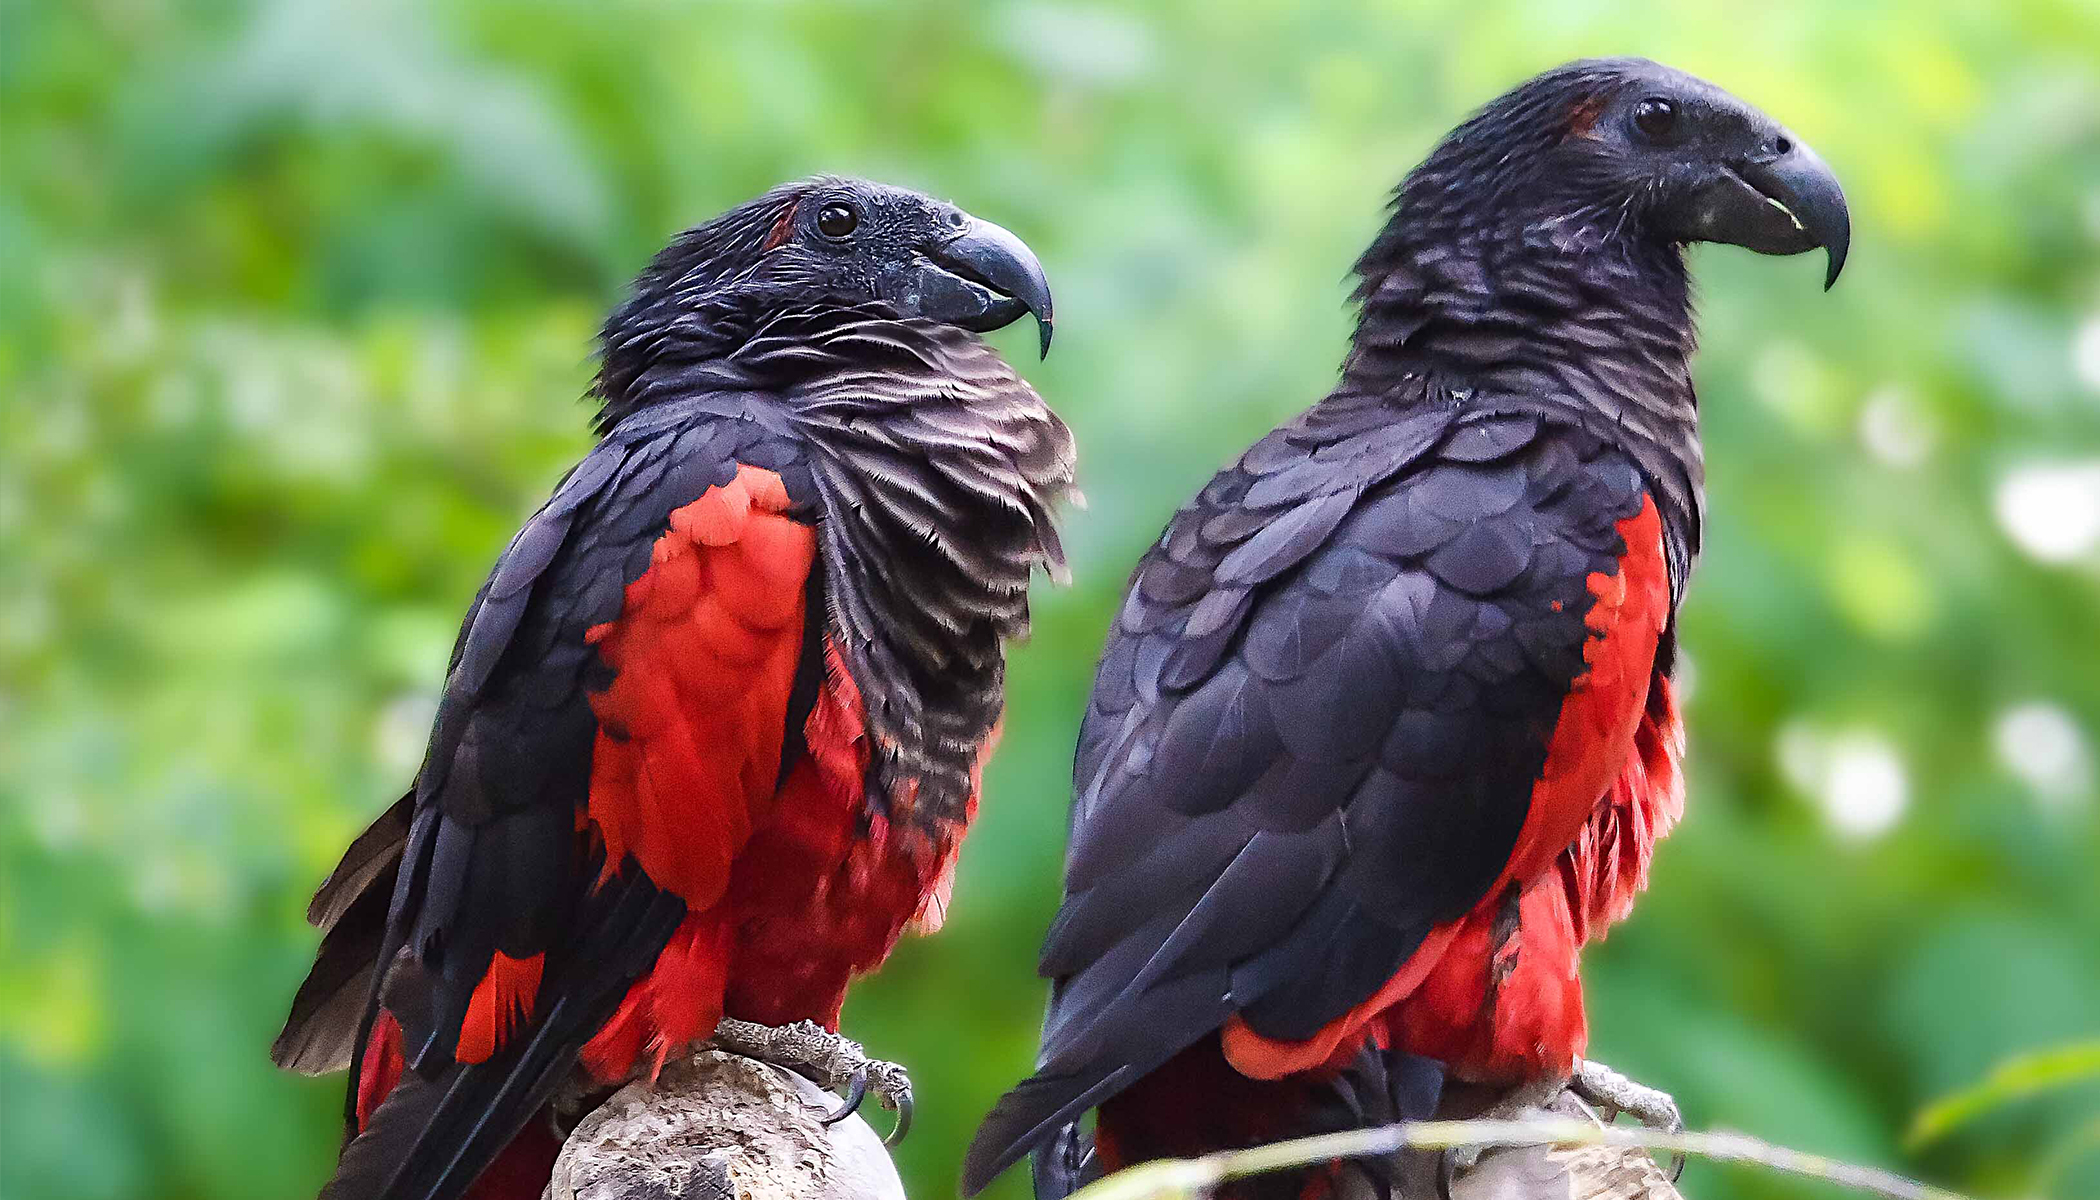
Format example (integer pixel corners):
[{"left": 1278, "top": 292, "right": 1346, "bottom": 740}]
[{"left": 7, "top": 0, "right": 2100, "bottom": 1197}]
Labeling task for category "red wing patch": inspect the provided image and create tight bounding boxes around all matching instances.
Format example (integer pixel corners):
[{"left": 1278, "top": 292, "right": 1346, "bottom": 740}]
[
  {"left": 565, "top": 465, "right": 815, "bottom": 1079},
  {"left": 583, "top": 465, "right": 815, "bottom": 906},
  {"left": 558, "top": 465, "right": 989, "bottom": 1082}
]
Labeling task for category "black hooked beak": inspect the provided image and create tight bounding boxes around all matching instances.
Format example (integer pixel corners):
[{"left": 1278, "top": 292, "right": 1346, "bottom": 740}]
[
  {"left": 1670, "top": 135, "right": 1851, "bottom": 289},
  {"left": 920, "top": 217, "right": 1055, "bottom": 357}
]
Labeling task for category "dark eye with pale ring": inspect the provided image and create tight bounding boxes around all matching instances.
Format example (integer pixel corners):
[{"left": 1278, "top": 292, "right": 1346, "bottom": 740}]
[
  {"left": 816, "top": 203, "right": 859, "bottom": 238},
  {"left": 1632, "top": 97, "right": 1679, "bottom": 141}
]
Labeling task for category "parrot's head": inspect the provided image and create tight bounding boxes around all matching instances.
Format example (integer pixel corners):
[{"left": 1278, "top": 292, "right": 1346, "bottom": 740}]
[
  {"left": 1390, "top": 57, "right": 1850, "bottom": 288},
  {"left": 608, "top": 176, "right": 1053, "bottom": 366}
]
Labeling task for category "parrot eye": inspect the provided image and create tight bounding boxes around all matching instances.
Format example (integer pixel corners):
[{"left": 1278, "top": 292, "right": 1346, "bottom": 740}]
[
  {"left": 816, "top": 203, "right": 860, "bottom": 238},
  {"left": 1631, "top": 97, "right": 1680, "bottom": 141}
]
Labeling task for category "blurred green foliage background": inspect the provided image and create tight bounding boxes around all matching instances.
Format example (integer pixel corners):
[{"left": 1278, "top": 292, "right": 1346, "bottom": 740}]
[{"left": 6, "top": 1, "right": 2100, "bottom": 1197}]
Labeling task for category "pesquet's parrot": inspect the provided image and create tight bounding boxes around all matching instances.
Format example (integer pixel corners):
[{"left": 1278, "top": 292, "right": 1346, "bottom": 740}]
[
  {"left": 272, "top": 177, "right": 1075, "bottom": 1200},
  {"left": 966, "top": 59, "right": 1848, "bottom": 1200}
]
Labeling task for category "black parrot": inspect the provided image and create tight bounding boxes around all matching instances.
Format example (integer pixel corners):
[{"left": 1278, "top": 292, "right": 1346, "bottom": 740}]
[
  {"left": 273, "top": 177, "right": 1073, "bottom": 1200},
  {"left": 966, "top": 58, "right": 1848, "bottom": 1200}
]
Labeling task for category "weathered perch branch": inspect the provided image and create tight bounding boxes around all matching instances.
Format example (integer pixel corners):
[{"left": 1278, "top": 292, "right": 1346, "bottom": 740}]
[
  {"left": 548, "top": 1044, "right": 1965, "bottom": 1200},
  {"left": 1067, "top": 1102, "right": 1970, "bottom": 1200},
  {"left": 543, "top": 1051, "right": 1695, "bottom": 1200}
]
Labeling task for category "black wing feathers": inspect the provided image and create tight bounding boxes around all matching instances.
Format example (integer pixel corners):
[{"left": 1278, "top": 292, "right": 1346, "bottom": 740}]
[
  {"left": 282, "top": 400, "right": 807, "bottom": 1180},
  {"left": 963, "top": 406, "right": 1651, "bottom": 1195},
  {"left": 384, "top": 408, "right": 766, "bottom": 1077},
  {"left": 307, "top": 401, "right": 812, "bottom": 1199}
]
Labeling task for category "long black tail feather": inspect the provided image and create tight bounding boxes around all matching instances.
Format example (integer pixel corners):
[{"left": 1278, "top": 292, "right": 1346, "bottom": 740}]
[
  {"left": 320, "top": 862, "right": 685, "bottom": 1200},
  {"left": 986, "top": 1042, "right": 1443, "bottom": 1200},
  {"left": 967, "top": 1063, "right": 1148, "bottom": 1197},
  {"left": 274, "top": 794, "right": 414, "bottom": 1076}
]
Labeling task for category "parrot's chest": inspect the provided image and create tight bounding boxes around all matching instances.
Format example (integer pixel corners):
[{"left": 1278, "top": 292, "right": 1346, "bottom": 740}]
[{"left": 721, "top": 765, "right": 964, "bottom": 1028}]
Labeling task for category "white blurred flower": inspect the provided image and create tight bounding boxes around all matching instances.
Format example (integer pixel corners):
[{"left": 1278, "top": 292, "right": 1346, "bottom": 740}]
[
  {"left": 1994, "top": 461, "right": 2100, "bottom": 563},
  {"left": 2076, "top": 314, "right": 2100, "bottom": 394},
  {"left": 1857, "top": 386, "right": 1935, "bottom": 467},
  {"left": 1776, "top": 723, "right": 1910, "bottom": 840},
  {"left": 1993, "top": 702, "right": 2094, "bottom": 810},
  {"left": 375, "top": 691, "right": 440, "bottom": 778},
  {"left": 1823, "top": 735, "right": 1909, "bottom": 838},
  {"left": 1776, "top": 720, "right": 1823, "bottom": 794}
]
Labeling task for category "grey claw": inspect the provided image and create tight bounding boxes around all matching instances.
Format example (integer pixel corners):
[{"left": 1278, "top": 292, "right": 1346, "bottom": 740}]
[
  {"left": 883, "top": 1084, "right": 914, "bottom": 1147},
  {"left": 823, "top": 1072, "right": 869, "bottom": 1125},
  {"left": 1570, "top": 1058, "right": 1686, "bottom": 1184}
]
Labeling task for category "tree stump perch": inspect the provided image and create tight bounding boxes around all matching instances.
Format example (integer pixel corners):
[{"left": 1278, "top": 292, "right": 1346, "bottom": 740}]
[{"left": 546, "top": 1050, "right": 905, "bottom": 1200}]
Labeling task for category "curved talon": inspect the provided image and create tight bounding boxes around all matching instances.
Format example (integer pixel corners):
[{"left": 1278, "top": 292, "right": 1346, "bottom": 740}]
[
  {"left": 1666, "top": 1150, "right": 1687, "bottom": 1184},
  {"left": 882, "top": 1085, "right": 914, "bottom": 1147},
  {"left": 823, "top": 1072, "right": 869, "bottom": 1125}
]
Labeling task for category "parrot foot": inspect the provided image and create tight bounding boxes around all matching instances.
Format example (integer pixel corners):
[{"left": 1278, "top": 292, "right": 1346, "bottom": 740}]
[
  {"left": 708, "top": 1017, "right": 915, "bottom": 1146},
  {"left": 1436, "top": 1075, "right": 1565, "bottom": 1200},
  {"left": 1570, "top": 1058, "right": 1685, "bottom": 1181}
]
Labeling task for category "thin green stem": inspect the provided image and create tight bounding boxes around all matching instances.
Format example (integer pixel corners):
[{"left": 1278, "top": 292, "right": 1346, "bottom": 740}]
[{"left": 1066, "top": 1117, "right": 1972, "bottom": 1200}]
